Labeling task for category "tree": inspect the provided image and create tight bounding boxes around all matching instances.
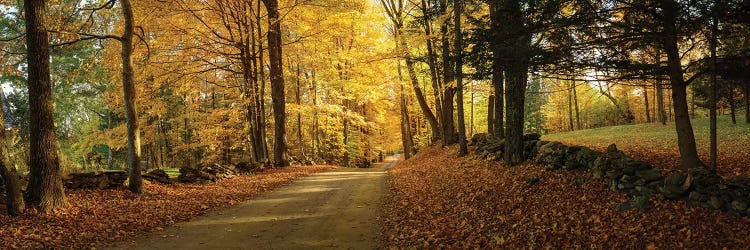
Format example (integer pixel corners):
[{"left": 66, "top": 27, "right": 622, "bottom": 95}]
[
  {"left": 0, "top": 88, "right": 24, "bottom": 216},
  {"left": 489, "top": 1, "right": 504, "bottom": 138},
  {"left": 23, "top": 0, "right": 68, "bottom": 212},
  {"left": 380, "top": 0, "right": 441, "bottom": 143},
  {"left": 454, "top": 0, "right": 467, "bottom": 156},
  {"left": 120, "top": 0, "right": 143, "bottom": 193},
  {"left": 262, "top": 0, "right": 287, "bottom": 167}
]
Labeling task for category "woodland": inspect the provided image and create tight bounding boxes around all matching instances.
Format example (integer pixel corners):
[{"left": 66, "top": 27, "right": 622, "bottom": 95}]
[{"left": 1, "top": 0, "right": 750, "bottom": 248}]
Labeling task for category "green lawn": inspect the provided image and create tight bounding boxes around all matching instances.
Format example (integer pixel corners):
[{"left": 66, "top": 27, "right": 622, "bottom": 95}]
[{"left": 543, "top": 115, "right": 750, "bottom": 177}]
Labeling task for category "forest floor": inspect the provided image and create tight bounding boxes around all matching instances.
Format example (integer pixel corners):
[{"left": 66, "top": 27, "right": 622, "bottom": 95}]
[
  {"left": 384, "top": 145, "right": 750, "bottom": 249},
  {"left": 107, "top": 157, "right": 397, "bottom": 250},
  {"left": 0, "top": 165, "right": 335, "bottom": 249},
  {"left": 544, "top": 116, "right": 750, "bottom": 177}
]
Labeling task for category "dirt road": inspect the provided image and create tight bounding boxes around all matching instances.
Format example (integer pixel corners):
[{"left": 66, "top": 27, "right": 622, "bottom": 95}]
[{"left": 109, "top": 156, "right": 397, "bottom": 250}]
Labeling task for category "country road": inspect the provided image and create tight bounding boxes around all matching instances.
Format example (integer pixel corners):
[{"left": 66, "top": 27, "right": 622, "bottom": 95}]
[{"left": 109, "top": 156, "right": 399, "bottom": 250}]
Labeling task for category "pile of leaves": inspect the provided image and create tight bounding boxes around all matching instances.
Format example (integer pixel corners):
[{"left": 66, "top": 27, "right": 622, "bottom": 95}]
[
  {"left": 384, "top": 145, "right": 750, "bottom": 248},
  {"left": 0, "top": 165, "right": 335, "bottom": 249}
]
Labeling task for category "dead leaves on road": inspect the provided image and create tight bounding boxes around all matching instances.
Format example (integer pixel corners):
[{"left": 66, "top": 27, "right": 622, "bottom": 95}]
[
  {"left": 0, "top": 165, "right": 335, "bottom": 249},
  {"left": 384, "top": 145, "right": 750, "bottom": 249}
]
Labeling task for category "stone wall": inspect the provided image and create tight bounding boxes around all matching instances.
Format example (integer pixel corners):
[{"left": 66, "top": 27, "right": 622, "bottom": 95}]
[{"left": 471, "top": 133, "right": 750, "bottom": 215}]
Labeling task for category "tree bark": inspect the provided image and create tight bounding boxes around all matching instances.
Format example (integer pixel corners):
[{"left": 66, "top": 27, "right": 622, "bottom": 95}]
[
  {"left": 656, "top": 79, "right": 667, "bottom": 125},
  {"left": 490, "top": 1, "right": 504, "bottom": 139},
  {"left": 120, "top": 0, "right": 143, "bottom": 194},
  {"left": 420, "top": 0, "right": 444, "bottom": 132},
  {"left": 439, "top": 0, "right": 457, "bottom": 146},
  {"left": 262, "top": 0, "right": 287, "bottom": 167},
  {"left": 399, "top": 36, "right": 441, "bottom": 142},
  {"left": 644, "top": 85, "right": 652, "bottom": 123},
  {"left": 24, "top": 0, "right": 68, "bottom": 212},
  {"left": 660, "top": 0, "right": 705, "bottom": 169},
  {"left": 0, "top": 88, "right": 25, "bottom": 216},
  {"left": 501, "top": 0, "right": 529, "bottom": 166},
  {"left": 709, "top": 6, "right": 719, "bottom": 169},
  {"left": 573, "top": 81, "right": 581, "bottom": 129},
  {"left": 398, "top": 60, "right": 414, "bottom": 159},
  {"left": 454, "top": 0, "right": 467, "bottom": 156},
  {"left": 729, "top": 86, "right": 737, "bottom": 124},
  {"left": 745, "top": 83, "right": 750, "bottom": 124},
  {"left": 568, "top": 82, "right": 575, "bottom": 131},
  {"left": 488, "top": 95, "right": 495, "bottom": 135}
]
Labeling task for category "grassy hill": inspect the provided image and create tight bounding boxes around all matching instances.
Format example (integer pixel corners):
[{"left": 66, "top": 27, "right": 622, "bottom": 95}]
[{"left": 543, "top": 116, "right": 750, "bottom": 177}]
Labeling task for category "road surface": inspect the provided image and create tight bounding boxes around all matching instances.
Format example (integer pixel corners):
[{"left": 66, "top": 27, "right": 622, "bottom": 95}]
[{"left": 109, "top": 156, "right": 399, "bottom": 250}]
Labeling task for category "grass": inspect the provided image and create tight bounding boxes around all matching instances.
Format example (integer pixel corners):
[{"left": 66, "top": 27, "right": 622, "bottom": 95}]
[{"left": 543, "top": 115, "right": 750, "bottom": 177}]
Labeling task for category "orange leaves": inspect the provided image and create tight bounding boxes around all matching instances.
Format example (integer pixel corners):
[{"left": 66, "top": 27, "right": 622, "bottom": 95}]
[
  {"left": 384, "top": 145, "right": 750, "bottom": 249},
  {"left": 0, "top": 165, "right": 334, "bottom": 249}
]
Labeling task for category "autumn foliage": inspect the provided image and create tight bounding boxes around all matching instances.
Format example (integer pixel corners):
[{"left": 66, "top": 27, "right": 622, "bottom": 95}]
[
  {"left": 0, "top": 165, "right": 334, "bottom": 249},
  {"left": 384, "top": 145, "right": 750, "bottom": 248}
]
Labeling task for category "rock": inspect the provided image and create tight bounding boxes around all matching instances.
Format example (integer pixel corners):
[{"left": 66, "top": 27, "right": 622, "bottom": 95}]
[
  {"left": 634, "top": 186, "right": 656, "bottom": 196},
  {"left": 523, "top": 133, "right": 542, "bottom": 141},
  {"left": 470, "top": 133, "right": 489, "bottom": 145},
  {"left": 636, "top": 169, "right": 663, "bottom": 182},
  {"left": 536, "top": 142, "right": 567, "bottom": 170},
  {"left": 143, "top": 169, "right": 172, "bottom": 184},
  {"left": 665, "top": 172, "right": 687, "bottom": 186},
  {"left": 709, "top": 196, "right": 723, "bottom": 210},
  {"left": 178, "top": 167, "right": 214, "bottom": 184},
  {"left": 63, "top": 170, "right": 127, "bottom": 189},
  {"left": 178, "top": 163, "right": 237, "bottom": 183},
  {"left": 235, "top": 161, "right": 266, "bottom": 173},
  {"left": 662, "top": 183, "right": 689, "bottom": 200},
  {"left": 731, "top": 200, "right": 748, "bottom": 212}
]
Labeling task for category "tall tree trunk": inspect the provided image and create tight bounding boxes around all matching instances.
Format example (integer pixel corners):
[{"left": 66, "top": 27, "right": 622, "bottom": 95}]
[
  {"left": 24, "top": 0, "right": 68, "bottom": 212},
  {"left": 502, "top": 0, "right": 529, "bottom": 166},
  {"left": 568, "top": 82, "right": 575, "bottom": 131},
  {"left": 729, "top": 86, "right": 737, "bottom": 124},
  {"left": 398, "top": 61, "right": 414, "bottom": 159},
  {"left": 262, "top": 0, "right": 287, "bottom": 167},
  {"left": 644, "top": 85, "right": 652, "bottom": 122},
  {"left": 573, "top": 81, "right": 582, "bottom": 129},
  {"left": 296, "top": 62, "right": 304, "bottom": 154},
  {"left": 660, "top": 0, "right": 705, "bottom": 169},
  {"left": 709, "top": 6, "right": 719, "bottom": 169},
  {"left": 399, "top": 35, "right": 441, "bottom": 142},
  {"left": 488, "top": 95, "right": 495, "bottom": 135},
  {"left": 656, "top": 79, "right": 667, "bottom": 125},
  {"left": 490, "top": 1, "right": 504, "bottom": 139},
  {"left": 439, "top": 0, "right": 457, "bottom": 146},
  {"left": 107, "top": 111, "right": 114, "bottom": 169},
  {"left": 455, "top": 0, "right": 467, "bottom": 156},
  {"left": 420, "top": 0, "right": 444, "bottom": 130},
  {"left": 0, "top": 88, "right": 24, "bottom": 216},
  {"left": 745, "top": 83, "right": 750, "bottom": 124},
  {"left": 121, "top": 0, "right": 143, "bottom": 194}
]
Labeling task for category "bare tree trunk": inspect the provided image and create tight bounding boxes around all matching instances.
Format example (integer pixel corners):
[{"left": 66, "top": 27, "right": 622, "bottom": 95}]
[
  {"left": 729, "top": 86, "right": 737, "bottom": 124},
  {"left": 24, "top": 0, "right": 68, "bottom": 212},
  {"left": 420, "top": 0, "right": 444, "bottom": 133},
  {"left": 573, "top": 81, "right": 581, "bottom": 129},
  {"left": 502, "top": 0, "right": 529, "bottom": 166},
  {"left": 400, "top": 37, "right": 441, "bottom": 142},
  {"left": 120, "top": 0, "right": 143, "bottom": 194},
  {"left": 661, "top": 0, "right": 705, "bottom": 169},
  {"left": 0, "top": 88, "right": 24, "bottom": 216},
  {"left": 296, "top": 62, "right": 304, "bottom": 154},
  {"left": 488, "top": 95, "right": 495, "bottom": 135},
  {"left": 656, "top": 79, "right": 667, "bottom": 125},
  {"left": 568, "top": 82, "right": 575, "bottom": 131},
  {"left": 455, "top": 0, "right": 467, "bottom": 156},
  {"left": 262, "top": 0, "right": 287, "bottom": 167},
  {"left": 644, "top": 84, "right": 651, "bottom": 122},
  {"left": 709, "top": 7, "right": 719, "bottom": 169},
  {"left": 745, "top": 83, "right": 750, "bottom": 124},
  {"left": 490, "top": 1, "right": 504, "bottom": 139},
  {"left": 398, "top": 61, "right": 413, "bottom": 159}
]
